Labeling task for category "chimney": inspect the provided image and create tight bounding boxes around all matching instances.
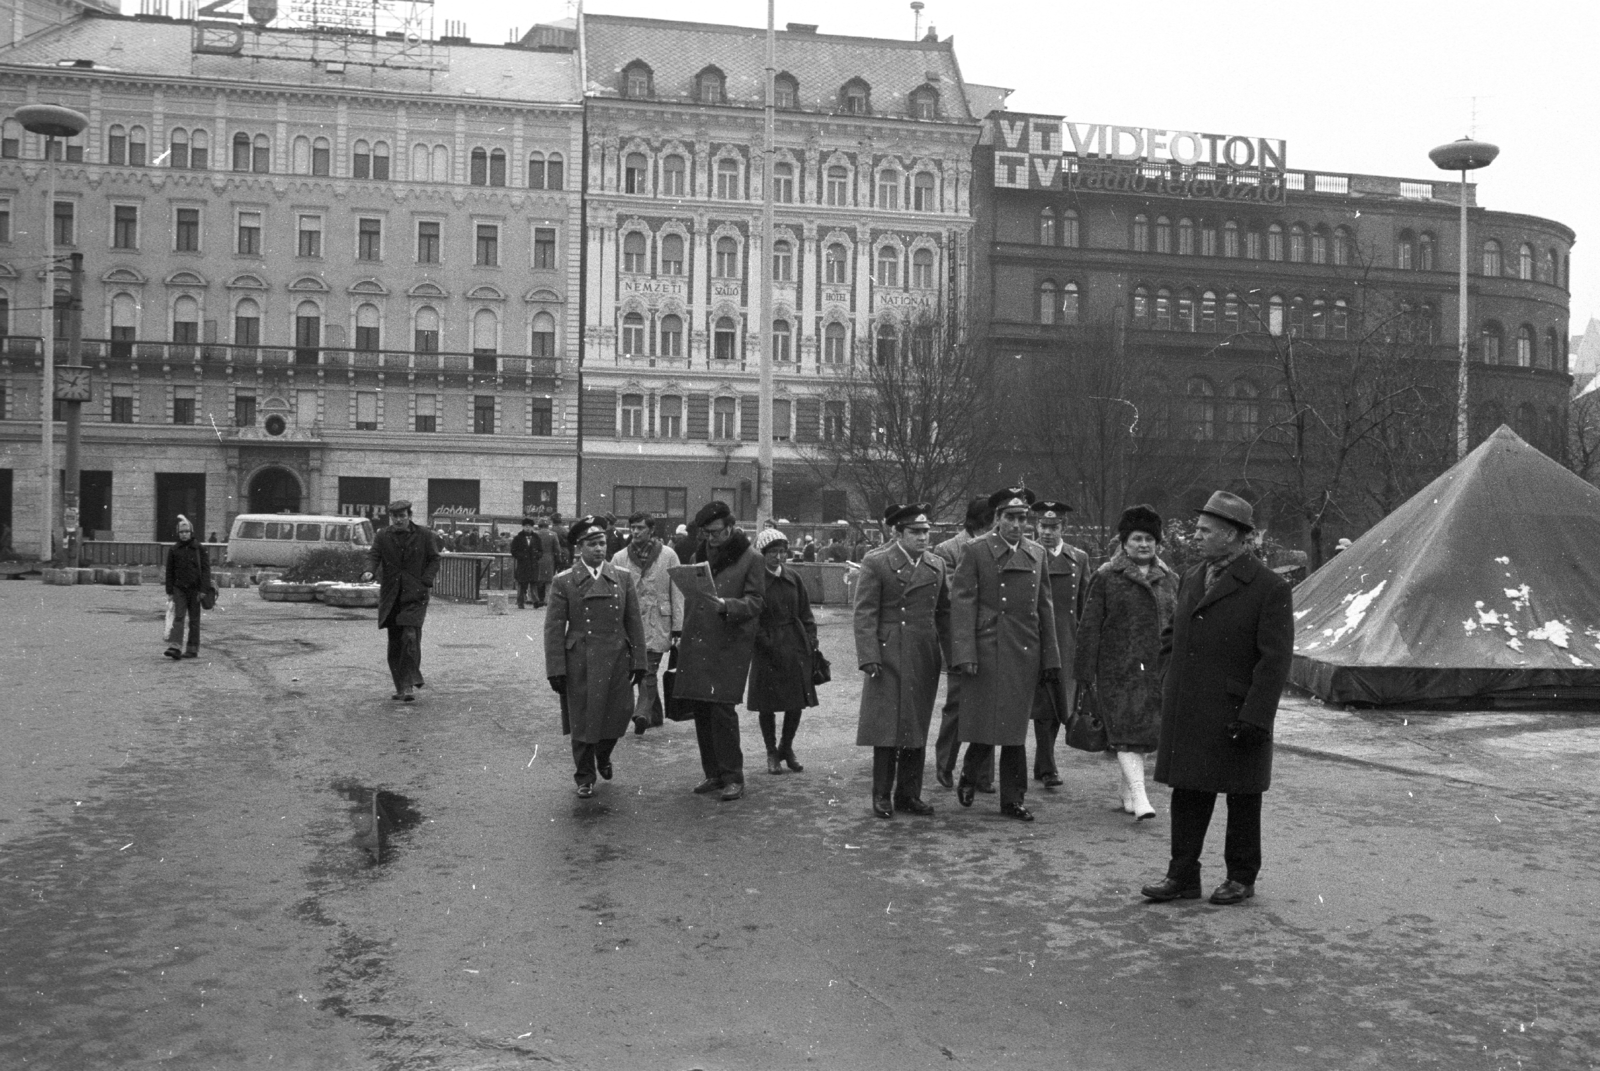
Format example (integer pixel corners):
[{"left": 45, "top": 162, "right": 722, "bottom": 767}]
[{"left": 785, "top": 22, "right": 818, "bottom": 33}]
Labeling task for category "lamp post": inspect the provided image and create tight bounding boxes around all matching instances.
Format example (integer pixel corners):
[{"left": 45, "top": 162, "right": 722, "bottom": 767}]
[
  {"left": 1428, "top": 136, "right": 1499, "bottom": 462},
  {"left": 14, "top": 103, "right": 88, "bottom": 563}
]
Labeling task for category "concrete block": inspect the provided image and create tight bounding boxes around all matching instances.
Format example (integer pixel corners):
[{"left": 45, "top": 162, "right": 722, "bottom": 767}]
[
  {"left": 41, "top": 568, "right": 75, "bottom": 586},
  {"left": 113, "top": 569, "right": 142, "bottom": 585},
  {"left": 73, "top": 568, "right": 98, "bottom": 584}
]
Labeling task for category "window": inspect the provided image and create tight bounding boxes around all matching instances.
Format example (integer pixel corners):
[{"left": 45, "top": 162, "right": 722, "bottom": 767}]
[
  {"left": 117, "top": 125, "right": 146, "bottom": 166},
  {"left": 179, "top": 128, "right": 207, "bottom": 170},
  {"left": 621, "top": 393, "right": 644, "bottom": 437},
  {"left": 1131, "top": 286, "right": 1150, "bottom": 323},
  {"left": 415, "top": 393, "right": 437, "bottom": 432},
  {"left": 294, "top": 303, "right": 321, "bottom": 363},
  {"left": 472, "top": 308, "right": 498, "bottom": 362},
  {"left": 662, "top": 154, "right": 686, "bottom": 196},
  {"left": 877, "top": 170, "right": 900, "bottom": 210},
  {"left": 110, "top": 389, "right": 133, "bottom": 424},
  {"left": 297, "top": 214, "right": 321, "bottom": 258},
  {"left": 527, "top": 151, "right": 546, "bottom": 189},
  {"left": 1518, "top": 243, "right": 1534, "bottom": 281},
  {"left": 772, "top": 320, "right": 792, "bottom": 361},
  {"left": 716, "top": 158, "right": 740, "bottom": 199},
  {"left": 1267, "top": 222, "right": 1284, "bottom": 261},
  {"left": 1154, "top": 288, "right": 1172, "bottom": 329},
  {"left": 624, "top": 152, "right": 648, "bottom": 194},
  {"left": 529, "top": 397, "right": 553, "bottom": 436},
  {"left": 909, "top": 85, "right": 938, "bottom": 120},
  {"left": 713, "top": 396, "right": 737, "bottom": 438},
  {"left": 1482, "top": 239, "right": 1503, "bottom": 276},
  {"left": 1246, "top": 226, "right": 1263, "bottom": 260},
  {"left": 312, "top": 137, "right": 329, "bottom": 176},
  {"left": 476, "top": 224, "right": 499, "bottom": 266},
  {"left": 234, "top": 299, "right": 260, "bottom": 346},
  {"left": 1223, "top": 220, "right": 1240, "bottom": 257},
  {"left": 660, "top": 233, "right": 684, "bottom": 275},
  {"left": 714, "top": 237, "right": 739, "bottom": 278},
  {"left": 1154, "top": 216, "right": 1172, "bottom": 254},
  {"left": 1177, "top": 217, "right": 1194, "bottom": 255},
  {"left": 623, "top": 62, "right": 653, "bottom": 99},
  {"left": 237, "top": 210, "right": 261, "bottom": 255},
  {"left": 1332, "top": 226, "right": 1352, "bottom": 266},
  {"left": 713, "top": 317, "right": 738, "bottom": 362},
  {"left": 1201, "top": 220, "right": 1217, "bottom": 257},
  {"left": 175, "top": 207, "right": 200, "bottom": 252},
  {"left": 1225, "top": 380, "right": 1260, "bottom": 440},
  {"left": 1132, "top": 214, "right": 1149, "bottom": 252},
  {"left": 824, "top": 322, "right": 846, "bottom": 363},
  {"left": 696, "top": 67, "right": 726, "bottom": 105},
  {"left": 0, "top": 118, "right": 17, "bottom": 158},
  {"left": 54, "top": 201, "right": 75, "bottom": 246},
  {"left": 530, "top": 311, "right": 556, "bottom": 357},
  {"left": 621, "top": 312, "right": 645, "bottom": 355},
  {"left": 911, "top": 248, "right": 934, "bottom": 289},
  {"left": 533, "top": 227, "right": 556, "bottom": 270},
  {"left": 489, "top": 149, "right": 506, "bottom": 187},
  {"left": 357, "top": 217, "right": 381, "bottom": 261},
  {"left": 1061, "top": 282, "right": 1080, "bottom": 325},
  {"left": 773, "top": 161, "right": 795, "bottom": 203},
  {"left": 470, "top": 148, "right": 488, "bottom": 186},
  {"left": 1288, "top": 296, "right": 1306, "bottom": 337},
  {"left": 1268, "top": 294, "right": 1285, "bottom": 336},
  {"left": 1223, "top": 292, "right": 1241, "bottom": 332},
  {"left": 235, "top": 394, "right": 257, "bottom": 427},
  {"left": 414, "top": 307, "right": 439, "bottom": 353},
  {"left": 417, "top": 221, "right": 440, "bottom": 264},
  {"left": 1310, "top": 226, "right": 1328, "bottom": 265},
  {"left": 1542, "top": 328, "right": 1560, "bottom": 371},
  {"left": 355, "top": 391, "right": 378, "bottom": 430},
  {"left": 826, "top": 165, "right": 850, "bottom": 206},
  {"left": 659, "top": 395, "right": 682, "bottom": 437},
  {"left": 352, "top": 139, "right": 389, "bottom": 179},
  {"left": 875, "top": 323, "right": 898, "bottom": 364},
  {"left": 1199, "top": 290, "right": 1216, "bottom": 332},
  {"left": 1516, "top": 325, "right": 1534, "bottom": 367},
  {"left": 1289, "top": 223, "right": 1306, "bottom": 263},
  {"left": 840, "top": 78, "right": 870, "bottom": 115},
  {"left": 912, "top": 172, "right": 935, "bottom": 212},
  {"left": 249, "top": 134, "right": 270, "bottom": 172},
  {"left": 1185, "top": 377, "right": 1216, "bottom": 440},
  {"left": 474, "top": 395, "right": 495, "bottom": 434},
  {"left": 1062, "top": 208, "right": 1079, "bottom": 248},
  {"left": 875, "top": 246, "right": 899, "bottom": 287},
  {"left": 1310, "top": 298, "right": 1327, "bottom": 338},
  {"left": 825, "top": 242, "right": 849, "bottom": 284},
  {"left": 1332, "top": 299, "right": 1350, "bottom": 340},
  {"left": 355, "top": 303, "right": 380, "bottom": 352},
  {"left": 112, "top": 205, "right": 138, "bottom": 249},
  {"left": 1418, "top": 232, "right": 1434, "bottom": 270},
  {"left": 1396, "top": 229, "right": 1415, "bottom": 270},
  {"left": 547, "top": 152, "right": 564, "bottom": 190},
  {"left": 107, "top": 124, "right": 126, "bottom": 165},
  {"left": 774, "top": 398, "right": 792, "bottom": 441},
  {"left": 773, "top": 74, "right": 798, "bottom": 109},
  {"left": 772, "top": 239, "right": 793, "bottom": 283},
  {"left": 410, "top": 143, "right": 449, "bottom": 182},
  {"left": 623, "top": 231, "right": 647, "bottom": 273},
  {"left": 824, "top": 400, "right": 845, "bottom": 440},
  {"left": 173, "top": 387, "right": 195, "bottom": 425},
  {"left": 660, "top": 314, "right": 683, "bottom": 357},
  {"left": 1176, "top": 289, "right": 1196, "bottom": 332},
  {"left": 1038, "top": 280, "right": 1057, "bottom": 325},
  {"left": 1040, "top": 207, "right": 1056, "bottom": 245}
]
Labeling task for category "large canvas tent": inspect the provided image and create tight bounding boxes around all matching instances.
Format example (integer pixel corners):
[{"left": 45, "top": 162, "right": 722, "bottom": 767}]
[{"left": 1291, "top": 426, "right": 1600, "bottom": 707}]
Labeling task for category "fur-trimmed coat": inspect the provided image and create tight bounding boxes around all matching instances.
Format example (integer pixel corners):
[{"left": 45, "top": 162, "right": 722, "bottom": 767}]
[
  {"left": 673, "top": 528, "right": 766, "bottom": 705},
  {"left": 1073, "top": 554, "right": 1179, "bottom": 752}
]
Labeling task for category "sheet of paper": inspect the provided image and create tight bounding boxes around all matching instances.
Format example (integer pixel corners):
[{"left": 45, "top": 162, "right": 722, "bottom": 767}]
[{"left": 668, "top": 562, "right": 718, "bottom": 601}]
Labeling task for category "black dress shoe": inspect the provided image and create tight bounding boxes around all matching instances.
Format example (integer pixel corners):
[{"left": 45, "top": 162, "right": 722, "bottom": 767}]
[
  {"left": 182, "top": 650, "right": 198, "bottom": 659},
  {"left": 1141, "top": 877, "right": 1202, "bottom": 902},
  {"left": 598, "top": 762, "right": 613, "bottom": 781},
  {"left": 576, "top": 782, "right": 594, "bottom": 798},
  {"left": 872, "top": 797, "right": 894, "bottom": 819},
  {"left": 1041, "top": 772, "right": 1063, "bottom": 788},
  {"left": 633, "top": 716, "right": 648, "bottom": 736},
  {"left": 935, "top": 769, "right": 954, "bottom": 790},
  {"left": 895, "top": 797, "right": 934, "bottom": 816},
  {"left": 692, "top": 778, "right": 724, "bottom": 794},
  {"left": 976, "top": 784, "right": 997, "bottom": 794},
  {"left": 766, "top": 752, "right": 784, "bottom": 775},
  {"left": 956, "top": 781, "right": 975, "bottom": 807},
  {"left": 164, "top": 647, "right": 183, "bottom": 661},
  {"left": 719, "top": 781, "right": 745, "bottom": 802},
  {"left": 412, "top": 676, "right": 425, "bottom": 689},
  {"left": 1000, "top": 803, "right": 1034, "bottom": 822},
  {"left": 1209, "top": 879, "right": 1255, "bottom": 905}
]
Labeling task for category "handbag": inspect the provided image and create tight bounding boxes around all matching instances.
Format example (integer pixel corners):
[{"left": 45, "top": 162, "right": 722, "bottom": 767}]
[
  {"left": 662, "top": 643, "right": 694, "bottom": 722},
  {"left": 1063, "top": 680, "right": 1110, "bottom": 753},
  {"left": 200, "top": 583, "right": 218, "bottom": 611},
  {"left": 811, "top": 647, "right": 832, "bottom": 686}
]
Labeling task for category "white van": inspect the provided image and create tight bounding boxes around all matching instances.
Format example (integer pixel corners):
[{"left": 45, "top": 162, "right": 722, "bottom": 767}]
[{"left": 226, "top": 514, "right": 376, "bottom": 567}]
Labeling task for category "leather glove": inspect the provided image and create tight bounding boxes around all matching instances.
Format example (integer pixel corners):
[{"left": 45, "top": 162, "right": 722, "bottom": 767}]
[
  {"left": 548, "top": 675, "right": 567, "bottom": 695},
  {"left": 861, "top": 662, "right": 882, "bottom": 678},
  {"left": 1227, "top": 720, "right": 1269, "bottom": 747},
  {"left": 1040, "top": 666, "right": 1061, "bottom": 685},
  {"left": 630, "top": 668, "right": 648, "bottom": 684}
]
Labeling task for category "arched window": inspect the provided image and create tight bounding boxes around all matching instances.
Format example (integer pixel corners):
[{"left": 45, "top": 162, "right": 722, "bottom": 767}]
[
  {"left": 546, "top": 152, "right": 564, "bottom": 190},
  {"left": 354, "top": 303, "right": 380, "bottom": 352},
  {"left": 1515, "top": 325, "right": 1534, "bottom": 367},
  {"left": 909, "top": 85, "right": 939, "bottom": 120},
  {"left": 911, "top": 248, "right": 934, "bottom": 289},
  {"left": 530, "top": 311, "right": 556, "bottom": 357},
  {"left": 696, "top": 66, "right": 726, "bottom": 104},
  {"left": 826, "top": 165, "right": 850, "bottom": 205},
  {"left": 660, "top": 233, "right": 685, "bottom": 276},
  {"left": 716, "top": 157, "right": 740, "bottom": 199},
  {"left": 1222, "top": 292, "right": 1241, "bottom": 332},
  {"left": 1154, "top": 288, "right": 1172, "bottom": 329},
  {"left": 294, "top": 300, "right": 322, "bottom": 363},
  {"left": 1481, "top": 320, "right": 1503, "bottom": 363},
  {"left": 171, "top": 296, "right": 200, "bottom": 348},
  {"left": 714, "top": 236, "right": 739, "bottom": 278},
  {"left": 1288, "top": 295, "right": 1306, "bottom": 337},
  {"left": 912, "top": 171, "right": 936, "bottom": 211},
  {"left": 1062, "top": 208, "right": 1080, "bottom": 248},
  {"left": 772, "top": 319, "right": 792, "bottom": 361},
  {"left": 659, "top": 314, "right": 683, "bottom": 358},
  {"left": 1223, "top": 220, "right": 1240, "bottom": 257},
  {"left": 312, "top": 136, "right": 330, "bottom": 176},
  {"left": 1310, "top": 298, "right": 1327, "bottom": 339},
  {"left": 233, "top": 132, "right": 252, "bottom": 171},
  {"left": 1185, "top": 377, "right": 1216, "bottom": 441},
  {"left": 1200, "top": 219, "right": 1217, "bottom": 257},
  {"left": 1542, "top": 328, "right": 1560, "bottom": 371},
  {"left": 874, "top": 323, "right": 898, "bottom": 364},
  {"left": 773, "top": 238, "right": 794, "bottom": 282},
  {"left": 1289, "top": 223, "right": 1307, "bottom": 263},
  {"left": 773, "top": 161, "right": 794, "bottom": 203},
  {"left": 622, "top": 231, "right": 647, "bottom": 273},
  {"left": 292, "top": 134, "right": 311, "bottom": 174},
  {"left": 1226, "top": 379, "right": 1260, "bottom": 440},
  {"left": 1268, "top": 294, "right": 1285, "bottom": 336},
  {"left": 470, "top": 147, "right": 488, "bottom": 186},
  {"left": 1267, "top": 222, "right": 1285, "bottom": 261},
  {"left": 713, "top": 317, "right": 739, "bottom": 362},
  {"left": 1177, "top": 217, "right": 1195, "bottom": 255},
  {"left": 231, "top": 297, "right": 258, "bottom": 349},
  {"left": 1332, "top": 226, "right": 1352, "bottom": 266},
  {"left": 1061, "top": 282, "right": 1080, "bottom": 325},
  {"left": 1475, "top": 401, "right": 1506, "bottom": 444},
  {"left": 825, "top": 242, "right": 849, "bottom": 284},
  {"left": 1518, "top": 243, "right": 1534, "bottom": 280},
  {"left": 1176, "top": 288, "right": 1196, "bottom": 331},
  {"left": 107, "top": 123, "right": 127, "bottom": 164},
  {"left": 488, "top": 148, "right": 506, "bottom": 186},
  {"left": 1038, "top": 280, "right": 1057, "bottom": 325},
  {"left": 1039, "top": 206, "right": 1057, "bottom": 245},
  {"left": 876, "top": 168, "right": 901, "bottom": 210},
  {"left": 1396, "top": 229, "right": 1415, "bottom": 270},
  {"left": 1154, "top": 215, "right": 1172, "bottom": 254},
  {"left": 621, "top": 312, "right": 645, "bottom": 355},
  {"left": 1332, "top": 299, "right": 1350, "bottom": 340},
  {"left": 1131, "top": 285, "right": 1150, "bottom": 323},
  {"left": 875, "top": 246, "right": 899, "bottom": 287},
  {"left": 527, "top": 151, "right": 546, "bottom": 188},
  {"left": 823, "top": 321, "right": 847, "bottom": 364},
  {"left": 661, "top": 154, "right": 686, "bottom": 196},
  {"left": 713, "top": 395, "right": 737, "bottom": 437},
  {"left": 840, "top": 78, "right": 871, "bottom": 115},
  {"left": 169, "top": 128, "right": 191, "bottom": 169},
  {"left": 622, "top": 61, "right": 653, "bottom": 98},
  {"left": 1418, "top": 232, "right": 1435, "bottom": 271},
  {"left": 472, "top": 308, "right": 498, "bottom": 355},
  {"left": 1199, "top": 290, "right": 1217, "bottom": 331},
  {"left": 414, "top": 306, "right": 440, "bottom": 353},
  {"left": 773, "top": 73, "right": 798, "bottom": 109},
  {"left": 624, "top": 151, "right": 648, "bottom": 194},
  {"left": 1483, "top": 239, "right": 1503, "bottom": 276},
  {"left": 1132, "top": 214, "right": 1149, "bottom": 251}
]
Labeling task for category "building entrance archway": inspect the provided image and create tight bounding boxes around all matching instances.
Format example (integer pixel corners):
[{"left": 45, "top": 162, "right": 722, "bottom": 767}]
[{"left": 248, "top": 466, "right": 303, "bottom": 514}]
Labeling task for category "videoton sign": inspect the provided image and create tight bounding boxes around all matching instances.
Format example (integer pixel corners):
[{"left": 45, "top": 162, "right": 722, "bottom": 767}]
[{"left": 993, "top": 113, "right": 1290, "bottom": 204}]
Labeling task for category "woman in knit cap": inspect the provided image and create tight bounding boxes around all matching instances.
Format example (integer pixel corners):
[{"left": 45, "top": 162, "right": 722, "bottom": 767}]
[
  {"left": 747, "top": 528, "right": 819, "bottom": 774},
  {"left": 1073, "top": 504, "right": 1178, "bottom": 820}
]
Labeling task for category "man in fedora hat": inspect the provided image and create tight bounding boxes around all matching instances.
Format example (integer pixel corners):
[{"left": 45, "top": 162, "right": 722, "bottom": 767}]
[
  {"left": 1141, "top": 490, "right": 1293, "bottom": 906},
  {"left": 510, "top": 515, "right": 542, "bottom": 610},
  {"left": 364, "top": 500, "right": 441, "bottom": 702}
]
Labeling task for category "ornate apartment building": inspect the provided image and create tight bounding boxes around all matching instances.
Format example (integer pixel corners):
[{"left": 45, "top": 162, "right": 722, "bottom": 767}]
[
  {"left": 573, "top": 14, "right": 980, "bottom": 531},
  {"left": 0, "top": 6, "right": 583, "bottom": 542}
]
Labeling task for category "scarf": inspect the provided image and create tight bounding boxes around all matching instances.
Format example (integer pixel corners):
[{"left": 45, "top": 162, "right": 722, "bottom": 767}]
[{"left": 628, "top": 536, "right": 662, "bottom": 573}]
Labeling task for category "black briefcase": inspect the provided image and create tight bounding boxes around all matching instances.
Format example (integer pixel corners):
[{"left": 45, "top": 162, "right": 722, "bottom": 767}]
[{"left": 663, "top": 644, "right": 694, "bottom": 722}]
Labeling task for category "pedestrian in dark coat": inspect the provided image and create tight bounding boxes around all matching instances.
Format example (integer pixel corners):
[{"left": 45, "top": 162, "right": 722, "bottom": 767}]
[
  {"left": 1074, "top": 505, "right": 1178, "bottom": 820},
  {"left": 747, "top": 528, "right": 819, "bottom": 775},
  {"left": 544, "top": 516, "right": 648, "bottom": 798},
  {"left": 363, "top": 500, "right": 441, "bottom": 702},
  {"left": 675, "top": 500, "right": 766, "bottom": 801},
  {"left": 1142, "top": 491, "right": 1293, "bottom": 908},
  {"left": 162, "top": 514, "right": 212, "bottom": 659},
  {"left": 950, "top": 487, "right": 1060, "bottom": 821},
  {"left": 510, "top": 517, "right": 541, "bottom": 609},
  {"left": 1027, "top": 500, "right": 1092, "bottom": 789},
  {"left": 931, "top": 497, "right": 994, "bottom": 792},
  {"left": 854, "top": 503, "right": 950, "bottom": 818}
]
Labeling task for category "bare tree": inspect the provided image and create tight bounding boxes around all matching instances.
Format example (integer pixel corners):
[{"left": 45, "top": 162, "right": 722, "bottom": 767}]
[{"left": 1566, "top": 387, "right": 1600, "bottom": 484}]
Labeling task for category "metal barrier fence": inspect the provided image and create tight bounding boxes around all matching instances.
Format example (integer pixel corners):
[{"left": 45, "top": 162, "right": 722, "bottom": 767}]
[{"left": 82, "top": 541, "right": 227, "bottom": 566}]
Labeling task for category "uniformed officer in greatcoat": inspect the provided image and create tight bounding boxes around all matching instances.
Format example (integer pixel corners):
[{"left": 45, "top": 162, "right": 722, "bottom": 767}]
[
  {"left": 853, "top": 503, "right": 951, "bottom": 819},
  {"left": 950, "top": 487, "right": 1061, "bottom": 821},
  {"left": 544, "top": 516, "right": 648, "bottom": 798},
  {"left": 1029, "top": 499, "right": 1092, "bottom": 788}
]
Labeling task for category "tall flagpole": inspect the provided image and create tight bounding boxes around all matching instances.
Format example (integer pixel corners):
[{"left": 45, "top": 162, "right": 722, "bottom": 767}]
[{"left": 757, "top": 0, "right": 775, "bottom": 525}]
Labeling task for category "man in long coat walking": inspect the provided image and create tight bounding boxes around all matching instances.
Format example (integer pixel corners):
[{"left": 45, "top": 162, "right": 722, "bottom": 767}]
[
  {"left": 1029, "top": 500, "right": 1091, "bottom": 788},
  {"left": 1142, "top": 491, "right": 1293, "bottom": 906},
  {"left": 854, "top": 503, "right": 950, "bottom": 819},
  {"left": 510, "top": 516, "right": 542, "bottom": 610},
  {"left": 544, "top": 516, "right": 648, "bottom": 798},
  {"left": 674, "top": 500, "right": 765, "bottom": 801},
  {"left": 950, "top": 487, "right": 1060, "bottom": 821},
  {"left": 610, "top": 511, "right": 683, "bottom": 735},
  {"left": 931, "top": 497, "right": 994, "bottom": 792},
  {"left": 365, "top": 500, "right": 441, "bottom": 703},
  {"left": 532, "top": 517, "right": 561, "bottom": 607}
]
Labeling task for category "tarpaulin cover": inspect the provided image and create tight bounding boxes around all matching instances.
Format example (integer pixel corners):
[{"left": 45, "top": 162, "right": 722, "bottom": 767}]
[{"left": 1290, "top": 426, "right": 1600, "bottom": 707}]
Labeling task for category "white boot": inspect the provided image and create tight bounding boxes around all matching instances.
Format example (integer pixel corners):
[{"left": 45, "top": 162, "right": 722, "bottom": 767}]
[
  {"left": 1115, "top": 752, "right": 1134, "bottom": 813},
  {"left": 1119, "top": 750, "right": 1156, "bottom": 820}
]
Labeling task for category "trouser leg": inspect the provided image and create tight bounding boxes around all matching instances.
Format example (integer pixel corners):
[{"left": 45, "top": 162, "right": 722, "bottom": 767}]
[
  {"left": 572, "top": 740, "right": 597, "bottom": 786},
  {"left": 778, "top": 709, "right": 802, "bottom": 753},
  {"left": 516, "top": 580, "right": 529, "bottom": 608},
  {"left": 385, "top": 627, "right": 407, "bottom": 691},
  {"left": 183, "top": 590, "right": 201, "bottom": 652},
  {"left": 1033, "top": 719, "right": 1059, "bottom": 779},
  {"left": 872, "top": 747, "right": 896, "bottom": 800},
  {"left": 707, "top": 702, "right": 744, "bottom": 784},
  {"left": 1223, "top": 792, "right": 1263, "bottom": 885},
  {"left": 998, "top": 745, "right": 1027, "bottom": 807},
  {"left": 411, "top": 625, "right": 423, "bottom": 685},
  {"left": 758, "top": 710, "right": 779, "bottom": 753},
  {"left": 635, "top": 649, "right": 664, "bottom": 725},
  {"left": 959, "top": 743, "right": 993, "bottom": 788},
  {"left": 894, "top": 747, "right": 925, "bottom": 804},
  {"left": 595, "top": 737, "right": 618, "bottom": 774},
  {"left": 934, "top": 674, "right": 962, "bottom": 777},
  {"left": 1168, "top": 788, "right": 1218, "bottom": 886},
  {"left": 691, "top": 703, "right": 720, "bottom": 781}
]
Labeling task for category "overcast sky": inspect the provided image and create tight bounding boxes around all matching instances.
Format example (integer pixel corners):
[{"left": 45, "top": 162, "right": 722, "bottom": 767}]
[{"left": 440, "top": 0, "right": 1597, "bottom": 333}]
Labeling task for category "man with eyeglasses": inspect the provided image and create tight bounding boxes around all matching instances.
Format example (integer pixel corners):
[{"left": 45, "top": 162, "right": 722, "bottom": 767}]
[{"left": 673, "top": 500, "right": 766, "bottom": 801}]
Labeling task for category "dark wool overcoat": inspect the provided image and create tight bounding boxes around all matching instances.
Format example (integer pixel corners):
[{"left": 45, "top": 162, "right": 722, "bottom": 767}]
[
  {"left": 510, "top": 530, "right": 541, "bottom": 584},
  {"left": 164, "top": 539, "right": 212, "bottom": 595},
  {"left": 369, "top": 524, "right": 441, "bottom": 629},
  {"left": 1155, "top": 552, "right": 1294, "bottom": 794},
  {"left": 544, "top": 562, "right": 648, "bottom": 743},
  {"left": 950, "top": 533, "right": 1060, "bottom": 746},
  {"left": 674, "top": 529, "right": 766, "bottom": 705},
  {"left": 534, "top": 529, "right": 562, "bottom": 582},
  {"left": 853, "top": 543, "right": 950, "bottom": 748},
  {"left": 747, "top": 566, "right": 819, "bottom": 712},
  {"left": 1030, "top": 543, "right": 1091, "bottom": 725},
  {"left": 1073, "top": 555, "right": 1179, "bottom": 752}
]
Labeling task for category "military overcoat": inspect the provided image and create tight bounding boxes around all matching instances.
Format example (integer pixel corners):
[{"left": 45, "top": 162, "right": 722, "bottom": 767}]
[
  {"left": 1030, "top": 543, "right": 1091, "bottom": 724},
  {"left": 853, "top": 543, "right": 951, "bottom": 747},
  {"left": 543, "top": 561, "right": 648, "bottom": 744},
  {"left": 950, "top": 532, "right": 1060, "bottom": 746}
]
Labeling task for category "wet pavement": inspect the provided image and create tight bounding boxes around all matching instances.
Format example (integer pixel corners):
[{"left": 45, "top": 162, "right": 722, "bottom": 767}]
[{"left": 3, "top": 582, "right": 1599, "bottom": 1070}]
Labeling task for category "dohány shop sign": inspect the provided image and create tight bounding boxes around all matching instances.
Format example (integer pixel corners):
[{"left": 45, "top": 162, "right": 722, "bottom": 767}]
[{"left": 992, "top": 113, "right": 1289, "bottom": 204}]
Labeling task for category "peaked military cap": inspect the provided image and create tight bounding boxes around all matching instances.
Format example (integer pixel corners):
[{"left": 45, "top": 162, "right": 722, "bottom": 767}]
[
  {"left": 1030, "top": 500, "right": 1073, "bottom": 521},
  {"left": 988, "top": 486, "right": 1037, "bottom": 512},
  {"left": 567, "top": 515, "right": 607, "bottom": 545},
  {"left": 884, "top": 502, "right": 933, "bottom": 529}
]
